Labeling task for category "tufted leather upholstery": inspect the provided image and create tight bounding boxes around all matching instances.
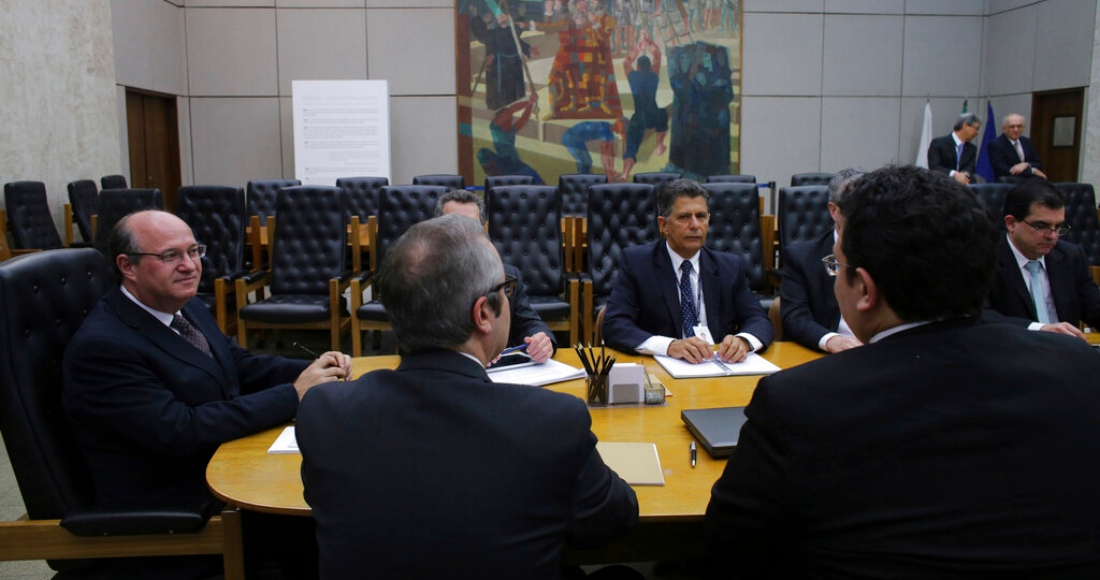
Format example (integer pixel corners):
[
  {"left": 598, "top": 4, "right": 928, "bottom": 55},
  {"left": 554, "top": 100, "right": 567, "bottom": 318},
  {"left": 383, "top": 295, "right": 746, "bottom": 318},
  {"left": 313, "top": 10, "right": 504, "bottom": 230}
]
[
  {"left": 336, "top": 176, "right": 388, "bottom": 223},
  {"left": 968, "top": 183, "right": 1013, "bottom": 234},
  {"left": 177, "top": 186, "right": 246, "bottom": 292},
  {"left": 373, "top": 185, "right": 444, "bottom": 268},
  {"left": 559, "top": 173, "right": 608, "bottom": 217},
  {"left": 93, "top": 189, "right": 162, "bottom": 250},
  {"left": 412, "top": 174, "right": 466, "bottom": 189},
  {"left": 66, "top": 180, "right": 99, "bottom": 244},
  {"left": 1054, "top": 182, "right": 1100, "bottom": 266},
  {"left": 100, "top": 175, "right": 127, "bottom": 190},
  {"left": 633, "top": 172, "right": 682, "bottom": 188},
  {"left": 704, "top": 182, "right": 767, "bottom": 292},
  {"left": 790, "top": 172, "right": 834, "bottom": 187},
  {"left": 3, "top": 181, "right": 63, "bottom": 250},
  {"left": 246, "top": 179, "right": 300, "bottom": 226},
  {"left": 485, "top": 174, "right": 535, "bottom": 195},
  {"left": 708, "top": 174, "right": 757, "bottom": 184},
  {"left": 777, "top": 185, "right": 831, "bottom": 251}
]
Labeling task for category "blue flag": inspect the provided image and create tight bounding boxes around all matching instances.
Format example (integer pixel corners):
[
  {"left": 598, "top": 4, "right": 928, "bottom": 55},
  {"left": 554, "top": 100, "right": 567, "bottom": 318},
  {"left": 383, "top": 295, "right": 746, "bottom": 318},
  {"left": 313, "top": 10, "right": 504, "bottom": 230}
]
[{"left": 976, "top": 101, "right": 996, "bottom": 183}]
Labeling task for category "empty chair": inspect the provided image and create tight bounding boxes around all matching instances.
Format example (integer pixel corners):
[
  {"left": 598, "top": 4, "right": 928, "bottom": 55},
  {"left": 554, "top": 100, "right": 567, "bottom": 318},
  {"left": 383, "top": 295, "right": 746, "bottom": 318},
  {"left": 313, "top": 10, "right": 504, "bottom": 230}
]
[
  {"left": 3, "top": 181, "right": 63, "bottom": 250},
  {"left": 633, "top": 172, "right": 681, "bottom": 189},
  {"left": 777, "top": 185, "right": 832, "bottom": 251},
  {"left": 246, "top": 179, "right": 301, "bottom": 227},
  {"left": 559, "top": 173, "right": 608, "bottom": 217},
  {"left": 93, "top": 188, "right": 162, "bottom": 249},
  {"left": 176, "top": 185, "right": 250, "bottom": 334},
  {"left": 968, "top": 182, "right": 1015, "bottom": 235},
  {"left": 336, "top": 176, "right": 388, "bottom": 223},
  {"left": 790, "top": 172, "right": 834, "bottom": 187},
  {"left": 1055, "top": 182, "right": 1100, "bottom": 267},
  {"left": 703, "top": 182, "right": 769, "bottom": 294},
  {"left": 100, "top": 174, "right": 128, "bottom": 190},
  {"left": 413, "top": 174, "right": 466, "bottom": 189},
  {"left": 708, "top": 174, "right": 757, "bottom": 184},
  {"left": 66, "top": 179, "right": 99, "bottom": 246},
  {"left": 485, "top": 174, "right": 535, "bottom": 194}
]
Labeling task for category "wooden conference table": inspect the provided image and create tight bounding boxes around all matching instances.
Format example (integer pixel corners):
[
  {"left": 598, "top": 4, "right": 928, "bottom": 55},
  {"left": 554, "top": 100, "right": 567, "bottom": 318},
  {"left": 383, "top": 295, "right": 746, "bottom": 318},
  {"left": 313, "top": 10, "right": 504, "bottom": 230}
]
[{"left": 207, "top": 342, "right": 820, "bottom": 563}]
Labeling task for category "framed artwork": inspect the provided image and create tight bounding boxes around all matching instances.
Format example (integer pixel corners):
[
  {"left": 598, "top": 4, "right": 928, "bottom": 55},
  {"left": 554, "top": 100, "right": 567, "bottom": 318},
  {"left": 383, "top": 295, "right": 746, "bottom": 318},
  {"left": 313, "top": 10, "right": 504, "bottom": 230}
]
[
  {"left": 457, "top": 0, "right": 743, "bottom": 186},
  {"left": 1051, "top": 115, "right": 1075, "bottom": 148}
]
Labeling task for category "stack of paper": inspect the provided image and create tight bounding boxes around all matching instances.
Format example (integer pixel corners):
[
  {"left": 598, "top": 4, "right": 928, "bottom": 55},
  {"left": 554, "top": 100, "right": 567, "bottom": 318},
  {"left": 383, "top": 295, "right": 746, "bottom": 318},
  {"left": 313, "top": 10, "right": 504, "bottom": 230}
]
[
  {"left": 654, "top": 353, "right": 780, "bottom": 378},
  {"left": 267, "top": 426, "right": 299, "bottom": 454},
  {"left": 487, "top": 358, "right": 586, "bottom": 387}
]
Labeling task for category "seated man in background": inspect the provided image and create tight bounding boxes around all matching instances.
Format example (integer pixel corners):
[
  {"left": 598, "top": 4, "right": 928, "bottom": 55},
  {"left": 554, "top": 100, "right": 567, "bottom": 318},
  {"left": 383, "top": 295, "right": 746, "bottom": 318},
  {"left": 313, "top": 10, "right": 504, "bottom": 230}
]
[
  {"left": 63, "top": 210, "right": 351, "bottom": 578},
  {"left": 779, "top": 167, "right": 864, "bottom": 352},
  {"left": 602, "top": 178, "right": 773, "bottom": 363},
  {"left": 986, "top": 178, "right": 1100, "bottom": 339},
  {"left": 297, "top": 214, "right": 638, "bottom": 579},
  {"left": 435, "top": 188, "right": 555, "bottom": 362},
  {"left": 706, "top": 166, "right": 1100, "bottom": 577},
  {"left": 988, "top": 113, "right": 1046, "bottom": 181}
]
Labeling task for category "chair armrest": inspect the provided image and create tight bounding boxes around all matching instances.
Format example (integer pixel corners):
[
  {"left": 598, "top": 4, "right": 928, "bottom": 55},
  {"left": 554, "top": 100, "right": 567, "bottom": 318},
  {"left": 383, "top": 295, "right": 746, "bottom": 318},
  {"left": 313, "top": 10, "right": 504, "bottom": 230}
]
[
  {"left": 60, "top": 510, "right": 208, "bottom": 537},
  {"left": 240, "top": 269, "right": 269, "bottom": 287}
]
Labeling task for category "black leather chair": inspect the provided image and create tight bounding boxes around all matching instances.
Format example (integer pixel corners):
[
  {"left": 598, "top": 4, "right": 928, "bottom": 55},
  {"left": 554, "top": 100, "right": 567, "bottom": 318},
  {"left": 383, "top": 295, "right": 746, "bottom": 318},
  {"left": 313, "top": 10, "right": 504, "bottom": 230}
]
[
  {"left": 968, "top": 182, "right": 1014, "bottom": 235},
  {"left": 93, "top": 188, "right": 163, "bottom": 251},
  {"left": 708, "top": 174, "right": 757, "bottom": 184},
  {"left": 633, "top": 172, "right": 681, "bottom": 188},
  {"left": 1054, "top": 182, "right": 1100, "bottom": 268},
  {"left": 703, "top": 182, "right": 769, "bottom": 294},
  {"left": 487, "top": 185, "right": 580, "bottom": 345},
  {"left": 790, "top": 172, "right": 834, "bottom": 187},
  {"left": 65, "top": 180, "right": 99, "bottom": 247},
  {"left": 3, "top": 181, "right": 64, "bottom": 251},
  {"left": 412, "top": 174, "right": 466, "bottom": 189},
  {"left": 584, "top": 182, "right": 658, "bottom": 344},
  {"left": 177, "top": 185, "right": 253, "bottom": 334},
  {"left": 485, "top": 175, "right": 535, "bottom": 193},
  {"left": 100, "top": 174, "right": 128, "bottom": 190},
  {"left": 336, "top": 176, "right": 388, "bottom": 272},
  {"left": 777, "top": 185, "right": 832, "bottom": 252},
  {"left": 0, "top": 248, "right": 243, "bottom": 578},
  {"left": 237, "top": 186, "right": 352, "bottom": 351},
  {"left": 559, "top": 173, "right": 607, "bottom": 217},
  {"left": 350, "top": 185, "right": 445, "bottom": 356},
  {"left": 245, "top": 179, "right": 301, "bottom": 271}
]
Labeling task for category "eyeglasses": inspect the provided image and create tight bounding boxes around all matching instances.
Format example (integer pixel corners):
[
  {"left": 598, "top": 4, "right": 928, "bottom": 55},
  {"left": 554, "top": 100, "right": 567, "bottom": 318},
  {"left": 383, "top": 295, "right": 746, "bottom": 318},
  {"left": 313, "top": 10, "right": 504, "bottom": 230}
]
[
  {"left": 129, "top": 244, "right": 207, "bottom": 265},
  {"left": 486, "top": 275, "right": 517, "bottom": 298},
  {"left": 821, "top": 253, "right": 852, "bottom": 277},
  {"left": 1021, "top": 219, "right": 1071, "bottom": 236}
]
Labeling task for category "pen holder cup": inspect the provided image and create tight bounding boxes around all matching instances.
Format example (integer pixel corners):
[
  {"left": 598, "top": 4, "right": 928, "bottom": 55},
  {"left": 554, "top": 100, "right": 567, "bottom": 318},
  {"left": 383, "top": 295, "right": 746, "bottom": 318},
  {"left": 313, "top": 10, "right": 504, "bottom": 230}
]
[{"left": 586, "top": 373, "right": 609, "bottom": 407}]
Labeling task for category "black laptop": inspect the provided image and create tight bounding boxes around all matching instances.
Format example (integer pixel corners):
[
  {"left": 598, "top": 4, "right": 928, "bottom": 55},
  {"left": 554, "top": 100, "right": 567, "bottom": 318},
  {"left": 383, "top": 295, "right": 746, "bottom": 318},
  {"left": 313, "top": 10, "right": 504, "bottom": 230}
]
[{"left": 681, "top": 406, "right": 748, "bottom": 458}]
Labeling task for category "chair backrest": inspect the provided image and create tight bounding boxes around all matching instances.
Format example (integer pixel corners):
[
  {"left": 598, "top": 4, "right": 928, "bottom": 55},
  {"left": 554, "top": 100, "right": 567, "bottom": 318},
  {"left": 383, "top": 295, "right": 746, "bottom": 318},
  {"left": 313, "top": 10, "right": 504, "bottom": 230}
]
[
  {"left": 374, "top": 185, "right": 445, "bottom": 268},
  {"left": 100, "top": 175, "right": 128, "bottom": 190},
  {"left": 486, "top": 186, "right": 564, "bottom": 296},
  {"left": 335, "top": 176, "right": 388, "bottom": 223},
  {"left": 708, "top": 174, "right": 757, "bottom": 184},
  {"left": 1055, "top": 182, "right": 1100, "bottom": 266},
  {"left": 968, "top": 182, "right": 1014, "bottom": 234},
  {"left": 703, "top": 182, "right": 767, "bottom": 292},
  {"left": 94, "top": 189, "right": 163, "bottom": 250},
  {"left": 176, "top": 186, "right": 246, "bottom": 291},
  {"left": 246, "top": 179, "right": 301, "bottom": 226},
  {"left": 777, "top": 185, "right": 832, "bottom": 250},
  {"left": 270, "top": 186, "right": 348, "bottom": 295},
  {"left": 412, "top": 174, "right": 465, "bottom": 189},
  {"left": 587, "top": 183, "right": 659, "bottom": 296},
  {"left": 0, "top": 248, "right": 114, "bottom": 518},
  {"left": 3, "top": 181, "right": 63, "bottom": 250},
  {"left": 485, "top": 174, "right": 535, "bottom": 194},
  {"left": 559, "top": 173, "right": 608, "bottom": 217},
  {"left": 67, "top": 180, "right": 99, "bottom": 242},
  {"left": 790, "top": 172, "right": 834, "bottom": 187},
  {"left": 633, "top": 172, "right": 681, "bottom": 188}
]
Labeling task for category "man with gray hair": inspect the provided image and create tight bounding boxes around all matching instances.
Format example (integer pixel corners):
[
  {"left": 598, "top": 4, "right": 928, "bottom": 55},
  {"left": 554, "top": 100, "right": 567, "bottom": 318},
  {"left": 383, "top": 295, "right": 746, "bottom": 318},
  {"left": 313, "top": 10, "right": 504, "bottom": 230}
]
[
  {"left": 927, "top": 112, "right": 981, "bottom": 184},
  {"left": 296, "top": 214, "right": 638, "bottom": 579},
  {"left": 779, "top": 168, "right": 864, "bottom": 352}
]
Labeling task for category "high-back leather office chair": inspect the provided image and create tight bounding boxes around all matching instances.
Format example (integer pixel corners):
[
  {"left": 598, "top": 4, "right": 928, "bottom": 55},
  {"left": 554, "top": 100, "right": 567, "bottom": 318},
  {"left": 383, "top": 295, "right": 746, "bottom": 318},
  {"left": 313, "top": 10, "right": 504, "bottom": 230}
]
[
  {"left": 100, "top": 174, "right": 128, "bottom": 190},
  {"left": 777, "top": 185, "right": 832, "bottom": 251},
  {"left": 485, "top": 174, "right": 535, "bottom": 193},
  {"left": 704, "top": 182, "right": 769, "bottom": 294},
  {"left": 244, "top": 179, "right": 301, "bottom": 271},
  {"left": 412, "top": 174, "right": 465, "bottom": 189},
  {"left": 65, "top": 180, "right": 99, "bottom": 247},
  {"left": 790, "top": 172, "right": 834, "bottom": 187},
  {"left": 968, "top": 182, "right": 1014, "bottom": 235},
  {"left": 177, "top": 185, "right": 251, "bottom": 334},
  {"left": 336, "top": 176, "right": 388, "bottom": 224},
  {"left": 3, "top": 181, "right": 64, "bottom": 251},
  {"left": 93, "top": 188, "right": 163, "bottom": 250},
  {"left": 633, "top": 172, "right": 682, "bottom": 189},
  {"left": 708, "top": 174, "right": 757, "bottom": 184},
  {"left": 559, "top": 173, "right": 608, "bottom": 217},
  {"left": 1055, "top": 182, "right": 1100, "bottom": 268}
]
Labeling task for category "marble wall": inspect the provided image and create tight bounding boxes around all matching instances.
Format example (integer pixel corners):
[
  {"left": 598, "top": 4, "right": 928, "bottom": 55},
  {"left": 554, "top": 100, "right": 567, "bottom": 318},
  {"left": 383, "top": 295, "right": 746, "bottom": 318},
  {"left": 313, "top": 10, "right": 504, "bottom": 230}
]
[{"left": 1084, "top": 4, "right": 1100, "bottom": 188}]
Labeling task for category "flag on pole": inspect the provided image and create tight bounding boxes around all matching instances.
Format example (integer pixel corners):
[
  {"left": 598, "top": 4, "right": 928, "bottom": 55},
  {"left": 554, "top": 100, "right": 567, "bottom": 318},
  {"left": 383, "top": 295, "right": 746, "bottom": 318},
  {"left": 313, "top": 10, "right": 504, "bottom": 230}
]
[
  {"left": 962, "top": 97, "right": 968, "bottom": 114},
  {"left": 975, "top": 101, "right": 996, "bottom": 183},
  {"left": 915, "top": 101, "right": 933, "bottom": 168}
]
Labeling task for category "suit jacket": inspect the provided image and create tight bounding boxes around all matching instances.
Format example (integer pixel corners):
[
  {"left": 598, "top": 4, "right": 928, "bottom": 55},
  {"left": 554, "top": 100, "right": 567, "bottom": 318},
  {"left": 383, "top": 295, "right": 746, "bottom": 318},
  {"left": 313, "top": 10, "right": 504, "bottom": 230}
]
[
  {"left": 297, "top": 349, "right": 638, "bottom": 579},
  {"left": 505, "top": 262, "right": 555, "bottom": 349},
  {"left": 988, "top": 133, "right": 1043, "bottom": 180},
  {"left": 602, "top": 241, "right": 774, "bottom": 352},
  {"left": 927, "top": 133, "right": 976, "bottom": 177},
  {"left": 63, "top": 287, "right": 308, "bottom": 516},
  {"left": 987, "top": 236, "right": 1100, "bottom": 329},
  {"left": 705, "top": 318, "right": 1100, "bottom": 578},
  {"left": 779, "top": 230, "right": 840, "bottom": 351}
]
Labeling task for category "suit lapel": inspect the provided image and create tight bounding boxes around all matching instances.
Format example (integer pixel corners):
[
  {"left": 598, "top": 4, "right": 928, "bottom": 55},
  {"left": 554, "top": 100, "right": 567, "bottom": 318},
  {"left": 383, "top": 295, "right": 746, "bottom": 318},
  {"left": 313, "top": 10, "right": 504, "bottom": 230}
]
[
  {"left": 699, "top": 249, "right": 723, "bottom": 334},
  {"left": 652, "top": 242, "right": 683, "bottom": 333},
  {"left": 998, "top": 238, "right": 1037, "bottom": 318},
  {"left": 1045, "top": 244, "right": 1073, "bottom": 321}
]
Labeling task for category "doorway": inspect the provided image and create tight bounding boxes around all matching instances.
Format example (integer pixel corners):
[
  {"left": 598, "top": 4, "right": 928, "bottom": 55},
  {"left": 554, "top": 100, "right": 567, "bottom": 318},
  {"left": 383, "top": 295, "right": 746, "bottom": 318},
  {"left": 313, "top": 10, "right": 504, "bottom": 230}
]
[
  {"left": 1030, "top": 88, "right": 1084, "bottom": 183},
  {"left": 125, "top": 89, "right": 182, "bottom": 211}
]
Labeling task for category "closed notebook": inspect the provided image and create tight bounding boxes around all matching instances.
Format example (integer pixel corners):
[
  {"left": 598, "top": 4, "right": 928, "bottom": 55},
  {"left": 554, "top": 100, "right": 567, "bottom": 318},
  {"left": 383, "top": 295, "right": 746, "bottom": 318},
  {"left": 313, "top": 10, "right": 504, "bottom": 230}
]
[{"left": 680, "top": 406, "right": 747, "bottom": 458}]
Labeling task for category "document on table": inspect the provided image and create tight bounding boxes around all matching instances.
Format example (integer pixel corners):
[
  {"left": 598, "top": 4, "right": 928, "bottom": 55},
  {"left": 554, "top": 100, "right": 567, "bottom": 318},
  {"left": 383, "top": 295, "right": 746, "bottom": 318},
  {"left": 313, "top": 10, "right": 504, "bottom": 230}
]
[
  {"left": 487, "top": 358, "right": 586, "bottom": 387},
  {"left": 596, "top": 442, "right": 665, "bottom": 486},
  {"left": 655, "top": 352, "right": 781, "bottom": 378},
  {"left": 267, "top": 426, "right": 299, "bottom": 454}
]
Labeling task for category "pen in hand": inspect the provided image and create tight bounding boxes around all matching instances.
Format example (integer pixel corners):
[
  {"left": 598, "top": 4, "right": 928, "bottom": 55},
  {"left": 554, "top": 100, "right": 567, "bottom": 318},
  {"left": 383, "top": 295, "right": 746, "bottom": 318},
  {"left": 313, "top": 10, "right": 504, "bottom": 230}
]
[
  {"left": 499, "top": 343, "right": 528, "bottom": 356},
  {"left": 690, "top": 441, "right": 697, "bottom": 468},
  {"left": 294, "top": 342, "right": 349, "bottom": 381}
]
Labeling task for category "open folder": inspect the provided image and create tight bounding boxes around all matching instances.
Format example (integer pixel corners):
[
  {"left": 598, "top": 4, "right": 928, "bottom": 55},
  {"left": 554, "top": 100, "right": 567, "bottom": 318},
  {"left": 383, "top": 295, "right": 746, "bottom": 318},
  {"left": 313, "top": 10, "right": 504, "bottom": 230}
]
[
  {"left": 655, "top": 352, "right": 780, "bottom": 378},
  {"left": 486, "top": 358, "right": 585, "bottom": 387}
]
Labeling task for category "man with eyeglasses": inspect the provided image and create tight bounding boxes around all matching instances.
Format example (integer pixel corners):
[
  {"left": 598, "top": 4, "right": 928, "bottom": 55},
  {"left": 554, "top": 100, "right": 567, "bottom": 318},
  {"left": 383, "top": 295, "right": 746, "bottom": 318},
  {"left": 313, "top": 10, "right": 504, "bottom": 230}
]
[
  {"left": 296, "top": 214, "right": 638, "bottom": 579},
  {"left": 706, "top": 166, "right": 1100, "bottom": 577},
  {"left": 63, "top": 210, "right": 351, "bottom": 579},
  {"left": 986, "top": 179, "right": 1100, "bottom": 338},
  {"left": 927, "top": 112, "right": 981, "bottom": 185},
  {"left": 988, "top": 113, "right": 1047, "bottom": 181},
  {"left": 603, "top": 178, "right": 773, "bottom": 363}
]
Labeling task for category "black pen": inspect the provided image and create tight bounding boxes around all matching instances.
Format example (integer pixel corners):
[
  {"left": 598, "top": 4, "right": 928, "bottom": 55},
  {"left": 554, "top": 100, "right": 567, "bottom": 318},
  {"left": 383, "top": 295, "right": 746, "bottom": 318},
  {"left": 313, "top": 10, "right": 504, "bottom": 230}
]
[
  {"left": 690, "top": 441, "right": 697, "bottom": 468},
  {"left": 294, "top": 342, "right": 349, "bottom": 381}
]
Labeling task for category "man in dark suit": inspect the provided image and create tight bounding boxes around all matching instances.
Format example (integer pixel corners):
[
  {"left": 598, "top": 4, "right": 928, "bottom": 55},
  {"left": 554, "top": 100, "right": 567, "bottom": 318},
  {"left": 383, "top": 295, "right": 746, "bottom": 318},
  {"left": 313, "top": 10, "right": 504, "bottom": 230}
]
[
  {"left": 706, "top": 166, "right": 1100, "bottom": 577},
  {"left": 988, "top": 113, "right": 1047, "bottom": 181},
  {"left": 927, "top": 112, "right": 981, "bottom": 184},
  {"left": 779, "top": 167, "right": 863, "bottom": 352},
  {"left": 602, "top": 179, "right": 773, "bottom": 363},
  {"left": 435, "top": 188, "right": 555, "bottom": 362},
  {"left": 63, "top": 210, "right": 351, "bottom": 577},
  {"left": 297, "top": 215, "right": 638, "bottom": 579},
  {"left": 987, "top": 179, "right": 1100, "bottom": 340}
]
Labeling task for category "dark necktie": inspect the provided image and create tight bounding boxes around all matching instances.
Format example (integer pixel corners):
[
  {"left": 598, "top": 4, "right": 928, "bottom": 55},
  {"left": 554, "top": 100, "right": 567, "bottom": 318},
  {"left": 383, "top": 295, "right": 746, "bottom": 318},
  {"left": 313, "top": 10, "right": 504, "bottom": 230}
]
[
  {"left": 679, "top": 261, "right": 698, "bottom": 339},
  {"left": 172, "top": 313, "right": 213, "bottom": 358},
  {"left": 956, "top": 142, "right": 964, "bottom": 169}
]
